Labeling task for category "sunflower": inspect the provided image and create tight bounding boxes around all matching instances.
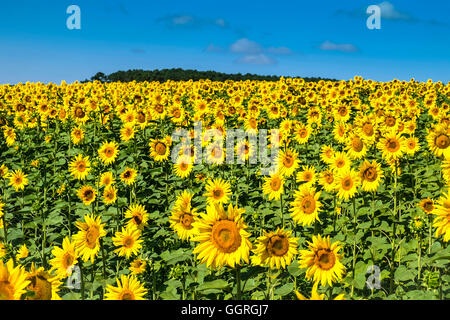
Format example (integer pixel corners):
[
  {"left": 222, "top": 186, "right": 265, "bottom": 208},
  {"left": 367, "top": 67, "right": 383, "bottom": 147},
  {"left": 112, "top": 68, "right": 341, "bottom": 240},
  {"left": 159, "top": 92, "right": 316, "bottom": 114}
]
[
  {"left": 293, "top": 123, "right": 311, "bottom": 144},
  {"left": 26, "top": 264, "right": 62, "bottom": 300},
  {"left": 203, "top": 178, "right": 232, "bottom": 205},
  {"left": 0, "top": 259, "right": 30, "bottom": 300},
  {"left": 129, "top": 258, "right": 147, "bottom": 275},
  {"left": 120, "top": 167, "right": 137, "bottom": 185},
  {"left": 296, "top": 165, "right": 317, "bottom": 187},
  {"left": 298, "top": 234, "right": 346, "bottom": 286},
  {"left": 262, "top": 172, "right": 284, "bottom": 201},
  {"left": 418, "top": 198, "right": 434, "bottom": 215},
  {"left": 149, "top": 136, "right": 172, "bottom": 162},
  {"left": 105, "top": 274, "right": 148, "bottom": 300},
  {"left": 50, "top": 236, "right": 78, "bottom": 278},
  {"left": 120, "top": 124, "right": 135, "bottom": 142},
  {"left": 73, "top": 214, "right": 107, "bottom": 263},
  {"left": 170, "top": 191, "right": 199, "bottom": 241},
  {"left": 77, "top": 185, "right": 96, "bottom": 206},
  {"left": 16, "top": 244, "right": 29, "bottom": 260},
  {"left": 0, "top": 164, "right": 8, "bottom": 178},
  {"left": 432, "top": 193, "right": 450, "bottom": 242},
  {"left": 290, "top": 185, "right": 322, "bottom": 226},
  {"left": 334, "top": 168, "right": 360, "bottom": 201},
  {"left": 359, "top": 160, "right": 384, "bottom": 193},
  {"left": 103, "top": 185, "right": 117, "bottom": 205},
  {"left": 251, "top": 228, "right": 298, "bottom": 269},
  {"left": 113, "top": 226, "right": 143, "bottom": 259},
  {"left": 70, "top": 126, "right": 84, "bottom": 145},
  {"left": 279, "top": 148, "right": 300, "bottom": 177},
  {"left": 98, "top": 140, "right": 119, "bottom": 165},
  {"left": 329, "top": 151, "right": 351, "bottom": 174},
  {"left": 8, "top": 169, "right": 28, "bottom": 191},
  {"left": 68, "top": 154, "right": 91, "bottom": 180},
  {"left": 320, "top": 145, "right": 335, "bottom": 164},
  {"left": 192, "top": 203, "right": 252, "bottom": 269},
  {"left": 318, "top": 170, "right": 336, "bottom": 192},
  {"left": 100, "top": 171, "right": 115, "bottom": 187},
  {"left": 173, "top": 155, "right": 193, "bottom": 178},
  {"left": 295, "top": 282, "right": 345, "bottom": 300},
  {"left": 377, "top": 132, "right": 407, "bottom": 161},
  {"left": 345, "top": 134, "right": 367, "bottom": 160},
  {"left": 405, "top": 136, "right": 420, "bottom": 155},
  {"left": 124, "top": 204, "right": 150, "bottom": 229}
]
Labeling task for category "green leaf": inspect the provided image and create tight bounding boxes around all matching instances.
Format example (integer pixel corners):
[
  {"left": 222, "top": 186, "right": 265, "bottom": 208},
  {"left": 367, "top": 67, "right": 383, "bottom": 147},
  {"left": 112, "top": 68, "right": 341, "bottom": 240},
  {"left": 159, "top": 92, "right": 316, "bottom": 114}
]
[
  {"left": 274, "top": 283, "right": 294, "bottom": 296},
  {"left": 197, "top": 279, "right": 230, "bottom": 291}
]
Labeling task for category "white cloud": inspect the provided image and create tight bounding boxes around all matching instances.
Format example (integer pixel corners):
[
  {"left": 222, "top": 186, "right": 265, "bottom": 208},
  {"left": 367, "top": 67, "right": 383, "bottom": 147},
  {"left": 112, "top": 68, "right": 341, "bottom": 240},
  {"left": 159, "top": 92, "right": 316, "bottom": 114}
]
[
  {"left": 230, "top": 38, "right": 263, "bottom": 54},
  {"left": 378, "top": 1, "right": 410, "bottom": 20},
  {"left": 319, "top": 40, "right": 358, "bottom": 53},
  {"left": 236, "top": 54, "right": 276, "bottom": 65}
]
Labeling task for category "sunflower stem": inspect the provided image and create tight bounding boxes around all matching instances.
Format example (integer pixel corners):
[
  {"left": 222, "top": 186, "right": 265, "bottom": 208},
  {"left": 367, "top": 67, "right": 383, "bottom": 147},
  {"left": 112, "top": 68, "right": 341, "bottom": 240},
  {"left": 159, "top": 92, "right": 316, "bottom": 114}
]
[{"left": 235, "top": 266, "right": 242, "bottom": 300}]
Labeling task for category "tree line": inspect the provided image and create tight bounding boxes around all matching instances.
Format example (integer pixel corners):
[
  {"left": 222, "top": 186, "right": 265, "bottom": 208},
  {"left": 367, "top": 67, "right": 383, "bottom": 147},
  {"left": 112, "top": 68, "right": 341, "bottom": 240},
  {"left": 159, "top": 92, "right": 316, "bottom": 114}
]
[{"left": 84, "top": 68, "right": 337, "bottom": 83}]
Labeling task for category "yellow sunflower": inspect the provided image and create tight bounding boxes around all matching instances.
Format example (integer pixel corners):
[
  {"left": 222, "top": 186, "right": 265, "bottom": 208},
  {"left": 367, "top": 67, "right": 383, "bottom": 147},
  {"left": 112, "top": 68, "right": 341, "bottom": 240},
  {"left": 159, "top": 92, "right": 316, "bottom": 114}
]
[
  {"left": 296, "top": 282, "right": 345, "bottom": 300},
  {"left": 418, "top": 198, "right": 434, "bottom": 215},
  {"left": 334, "top": 168, "right": 360, "bottom": 201},
  {"left": 8, "top": 169, "right": 28, "bottom": 192},
  {"left": 26, "top": 264, "right": 62, "bottom": 300},
  {"left": 77, "top": 185, "right": 96, "bottom": 206},
  {"left": 298, "top": 234, "right": 346, "bottom": 286},
  {"left": 73, "top": 214, "right": 107, "bottom": 263},
  {"left": 98, "top": 140, "right": 119, "bottom": 165},
  {"left": 251, "top": 228, "right": 298, "bottom": 269},
  {"left": 0, "top": 259, "right": 30, "bottom": 300},
  {"left": 279, "top": 148, "right": 300, "bottom": 178},
  {"left": 296, "top": 165, "right": 318, "bottom": 187},
  {"left": 50, "top": 236, "right": 78, "bottom": 278},
  {"left": 105, "top": 274, "right": 148, "bottom": 300},
  {"left": 112, "top": 226, "right": 143, "bottom": 259},
  {"left": 120, "top": 167, "right": 137, "bottom": 185},
  {"left": 149, "top": 136, "right": 172, "bottom": 162},
  {"left": 169, "top": 191, "right": 199, "bottom": 241},
  {"left": 290, "top": 185, "right": 322, "bottom": 226},
  {"left": 432, "top": 193, "right": 450, "bottom": 242},
  {"left": 173, "top": 155, "right": 193, "bottom": 178},
  {"left": 68, "top": 154, "right": 91, "bottom": 180},
  {"left": 377, "top": 132, "right": 407, "bottom": 161},
  {"left": 100, "top": 171, "right": 115, "bottom": 187},
  {"left": 192, "top": 203, "right": 252, "bottom": 269},
  {"left": 262, "top": 172, "right": 285, "bottom": 201},
  {"left": 203, "top": 178, "right": 232, "bottom": 205},
  {"left": 359, "top": 160, "right": 384, "bottom": 193},
  {"left": 129, "top": 258, "right": 147, "bottom": 275},
  {"left": 103, "top": 185, "right": 117, "bottom": 205},
  {"left": 124, "top": 204, "right": 149, "bottom": 229}
]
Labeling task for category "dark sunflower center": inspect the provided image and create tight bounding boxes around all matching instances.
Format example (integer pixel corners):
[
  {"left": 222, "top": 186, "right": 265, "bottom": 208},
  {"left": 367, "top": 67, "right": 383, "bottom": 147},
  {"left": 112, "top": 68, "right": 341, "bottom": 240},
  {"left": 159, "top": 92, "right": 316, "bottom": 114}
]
[
  {"left": 180, "top": 213, "right": 194, "bottom": 229},
  {"left": 267, "top": 235, "right": 289, "bottom": 257},
  {"left": 315, "top": 249, "right": 336, "bottom": 270},
  {"left": 211, "top": 220, "right": 241, "bottom": 253},
  {"left": 155, "top": 142, "right": 167, "bottom": 155},
  {"left": 435, "top": 134, "right": 450, "bottom": 149},
  {"left": 342, "top": 177, "right": 353, "bottom": 191},
  {"left": 363, "top": 167, "right": 377, "bottom": 182}
]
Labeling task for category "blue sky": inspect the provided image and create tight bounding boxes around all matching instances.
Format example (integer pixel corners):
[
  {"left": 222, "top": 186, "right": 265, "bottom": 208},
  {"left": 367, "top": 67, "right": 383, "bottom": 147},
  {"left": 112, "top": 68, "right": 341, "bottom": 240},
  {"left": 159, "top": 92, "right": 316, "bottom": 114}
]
[{"left": 0, "top": 0, "right": 449, "bottom": 84}]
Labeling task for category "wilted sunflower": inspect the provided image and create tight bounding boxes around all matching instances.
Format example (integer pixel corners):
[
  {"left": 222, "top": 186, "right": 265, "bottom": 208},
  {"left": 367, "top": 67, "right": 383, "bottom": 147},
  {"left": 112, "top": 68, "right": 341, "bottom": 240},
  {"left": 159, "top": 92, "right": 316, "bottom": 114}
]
[
  {"left": 50, "top": 237, "right": 78, "bottom": 278},
  {"left": 8, "top": 169, "right": 28, "bottom": 192},
  {"left": 125, "top": 204, "right": 149, "bottom": 229},
  {"left": 192, "top": 203, "right": 252, "bottom": 269},
  {"left": 149, "top": 136, "right": 172, "bottom": 162},
  {"left": 262, "top": 172, "right": 284, "bottom": 201},
  {"left": 98, "top": 140, "right": 119, "bottom": 165},
  {"left": 120, "top": 167, "right": 137, "bottom": 185},
  {"left": 334, "top": 168, "right": 360, "bottom": 201},
  {"left": 432, "top": 193, "right": 450, "bottom": 242},
  {"left": 203, "top": 178, "right": 232, "bottom": 205},
  {"left": 68, "top": 154, "right": 91, "bottom": 180},
  {"left": 298, "top": 234, "right": 346, "bottom": 286},
  {"left": 105, "top": 274, "right": 148, "bottom": 300},
  {"left": 26, "top": 264, "right": 62, "bottom": 300},
  {"left": 290, "top": 185, "right": 322, "bottom": 226},
  {"left": 0, "top": 259, "right": 30, "bottom": 300},
  {"left": 112, "top": 226, "right": 143, "bottom": 259},
  {"left": 73, "top": 214, "right": 106, "bottom": 263},
  {"left": 77, "top": 185, "right": 96, "bottom": 206},
  {"left": 359, "top": 160, "right": 384, "bottom": 193},
  {"left": 251, "top": 228, "right": 298, "bottom": 269}
]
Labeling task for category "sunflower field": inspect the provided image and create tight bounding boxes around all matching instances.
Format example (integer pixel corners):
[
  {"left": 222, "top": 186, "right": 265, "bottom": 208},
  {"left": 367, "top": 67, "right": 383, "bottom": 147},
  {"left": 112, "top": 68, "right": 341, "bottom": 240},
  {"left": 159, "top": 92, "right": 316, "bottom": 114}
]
[{"left": 0, "top": 77, "right": 449, "bottom": 301}]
